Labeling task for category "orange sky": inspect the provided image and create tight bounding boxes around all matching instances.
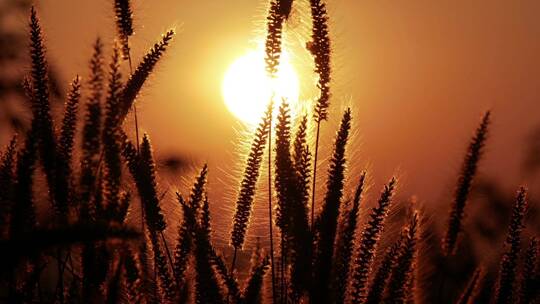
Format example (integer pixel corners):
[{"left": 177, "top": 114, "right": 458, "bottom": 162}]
[{"left": 21, "top": 0, "right": 540, "bottom": 206}]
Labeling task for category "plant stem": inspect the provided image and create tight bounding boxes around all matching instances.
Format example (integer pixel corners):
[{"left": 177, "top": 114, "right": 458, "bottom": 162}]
[
  {"left": 268, "top": 104, "right": 277, "bottom": 304},
  {"left": 310, "top": 119, "right": 321, "bottom": 230},
  {"left": 126, "top": 38, "right": 140, "bottom": 154},
  {"left": 160, "top": 231, "right": 175, "bottom": 273}
]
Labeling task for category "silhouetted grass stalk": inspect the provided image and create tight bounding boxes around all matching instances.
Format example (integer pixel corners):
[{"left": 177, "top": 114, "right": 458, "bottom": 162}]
[
  {"left": 309, "top": 0, "right": 332, "bottom": 230},
  {"left": 442, "top": 111, "right": 490, "bottom": 255},
  {"left": 493, "top": 187, "right": 528, "bottom": 304}
]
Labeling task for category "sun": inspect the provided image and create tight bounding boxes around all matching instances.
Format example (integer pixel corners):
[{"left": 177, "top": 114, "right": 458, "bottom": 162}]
[{"left": 222, "top": 50, "right": 300, "bottom": 125}]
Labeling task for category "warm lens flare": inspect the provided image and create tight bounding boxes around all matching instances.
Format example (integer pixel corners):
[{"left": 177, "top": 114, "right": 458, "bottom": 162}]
[{"left": 222, "top": 50, "right": 300, "bottom": 124}]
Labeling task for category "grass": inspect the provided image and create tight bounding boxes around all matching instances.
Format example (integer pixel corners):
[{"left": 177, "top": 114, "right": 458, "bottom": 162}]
[{"left": 0, "top": 0, "right": 538, "bottom": 303}]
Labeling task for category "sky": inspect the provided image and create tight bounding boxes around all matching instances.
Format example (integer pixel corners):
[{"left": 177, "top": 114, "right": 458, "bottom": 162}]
[{"left": 14, "top": 0, "right": 540, "bottom": 207}]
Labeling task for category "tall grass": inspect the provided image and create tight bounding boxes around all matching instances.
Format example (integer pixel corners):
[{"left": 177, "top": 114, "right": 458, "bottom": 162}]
[{"left": 0, "top": 2, "right": 537, "bottom": 304}]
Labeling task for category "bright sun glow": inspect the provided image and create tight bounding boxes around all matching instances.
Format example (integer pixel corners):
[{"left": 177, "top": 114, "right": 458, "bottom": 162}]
[{"left": 222, "top": 50, "right": 300, "bottom": 125}]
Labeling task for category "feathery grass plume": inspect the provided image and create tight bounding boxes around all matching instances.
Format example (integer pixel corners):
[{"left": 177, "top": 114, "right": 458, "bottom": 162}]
[
  {"left": 29, "top": 7, "right": 71, "bottom": 218},
  {"left": 188, "top": 164, "right": 208, "bottom": 210},
  {"left": 348, "top": 177, "right": 397, "bottom": 304},
  {"left": 80, "top": 38, "right": 105, "bottom": 218},
  {"left": 59, "top": 76, "right": 81, "bottom": 167},
  {"left": 123, "top": 249, "right": 141, "bottom": 303},
  {"left": 293, "top": 115, "right": 311, "bottom": 207},
  {"left": 193, "top": 231, "right": 226, "bottom": 304},
  {"left": 456, "top": 267, "right": 484, "bottom": 304},
  {"left": 149, "top": 230, "right": 176, "bottom": 303},
  {"left": 385, "top": 212, "right": 420, "bottom": 304},
  {"left": 138, "top": 235, "right": 158, "bottom": 304},
  {"left": 173, "top": 194, "right": 195, "bottom": 288},
  {"left": 102, "top": 191, "right": 130, "bottom": 224},
  {"left": 311, "top": 108, "right": 352, "bottom": 303},
  {"left": 263, "top": 2, "right": 284, "bottom": 298},
  {"left": 443, "top": 111, "right": 490, "bottom": 255},
  {"left": 277, "top": 0, "right": 294, "bottom": 19},
  {"left": 211, "top": 247, "right": 241, "bottom": 302},
  {"left": 265, "top": 0, "right": 284, "bottom": 77},
  {"left": 102, "top": 46, "right": 124, "bottom": 209},
  {"left": 518, "top": 237, "right": 538, "bottom": 304},
  {"left": 493, "top": 187, "right": 528, "bottom": 304},
  {"left": 199, "top": 185, "right": 239, "bottom": 301},
  {"left": 274, "top": 101, "right": 294, "bottom": 234},
  {"left": 274, "top": 101, "right": 312, "bottom": 298},
  {"left": 308, "top": 0, "right": 331, "bottom": 123},
  {"left": 114, "top": 0, "right": 134, "bottom": 59},
  {"left": 333, "top": 172, "right": 366, "bottom": 304},
  {"left": 175, "top": 165, "right": 209, "bottom": 276},
  {"left": 308, "top": 0, "right": 332, "bottom": 230},
  {"left": 177, "top": 196, "right": 225, "bottom": 304},
  {"left": 231, "top": 103, "right": 272, "bottom": 252},
  {"left": 365, "top": 235, "right": 403, "bottom": 304},
  {"left": 0, "top": 136, "right": 17, "bottom": 233},
  {"left": 10, "top": 126, "right": 38, "bottom": 239},
  {"left": 241, "top": 254, "right": 271, "bottom": 304},
  {"left": 57, "top": 76, "right": 80, "bottom": 213},
  {"left": 120, "top": 29, "right": 174, "bottom": 122},
  {"left": 122, "top": 135, "right": 167, "bottom": 232}
]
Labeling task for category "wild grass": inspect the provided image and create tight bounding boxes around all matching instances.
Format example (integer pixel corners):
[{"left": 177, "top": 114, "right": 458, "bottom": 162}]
[{"left": 0, "top": 1, "right": 538, "bottom": 304}]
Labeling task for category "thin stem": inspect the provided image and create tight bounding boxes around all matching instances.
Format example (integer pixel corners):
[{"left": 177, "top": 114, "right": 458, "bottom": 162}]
[
  {"left": 160, "top": 231, "right": 175, "bottom": 273},
  {"left": 268, "top": 106, "right": 277, "bottom": 304},
  {"left": 126, "top": 38, "right": 140, "bottom": 154},
  {"left": 310, "top": 119, "right": 322, "bottom": 230}
]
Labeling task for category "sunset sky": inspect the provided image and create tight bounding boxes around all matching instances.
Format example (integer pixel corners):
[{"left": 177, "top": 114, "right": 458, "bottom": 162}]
[{"left": 12, "top": 0, "right": 540, "bottom": 205}]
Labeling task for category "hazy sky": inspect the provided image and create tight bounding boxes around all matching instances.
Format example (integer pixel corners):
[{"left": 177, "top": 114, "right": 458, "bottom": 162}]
[{"left": 24, "top": 0, "right": 540, "bottom": 206}]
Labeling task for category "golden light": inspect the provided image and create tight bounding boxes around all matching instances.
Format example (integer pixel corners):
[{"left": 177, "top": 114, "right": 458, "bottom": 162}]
[{"left": 222, "top": 50, "right": 300, "bottom": 125}]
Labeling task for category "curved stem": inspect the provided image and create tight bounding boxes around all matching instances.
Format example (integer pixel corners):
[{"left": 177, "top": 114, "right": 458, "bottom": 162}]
[
  {"left": 268, "top": 105, "right": 277, "bottom": 304},
  {"left": 310, "top": 120, "right": 322, "bottom": 230},
  {"left": 126, "top": 39, "right": 140, "bottom": 154}
]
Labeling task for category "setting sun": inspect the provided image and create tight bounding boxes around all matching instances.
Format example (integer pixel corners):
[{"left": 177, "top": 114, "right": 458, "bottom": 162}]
[{"left": 222, "top": 50, "right": 300, "bottom": 124}]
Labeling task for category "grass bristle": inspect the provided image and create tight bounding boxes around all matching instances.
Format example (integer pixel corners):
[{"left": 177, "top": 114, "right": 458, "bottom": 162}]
[
  {"left": 333, "top": 172, "right": 366, "bottom": 304},
  {"left": 443, "top": 111, "right": 490, "bottom": 255},
  {"left": 120, "top": 29, "right": 174, "bottom": 123},
  {"left": 231, "top": 104, "right": 272, "bottom": 251},
  {"left": 312, "top": 108, "right": 352, "bottom": 303},
  {"left": 348, "top": 177, "right": 397, "bottom": 304},
  {"left": 518, "top": 237, "right": 538, "bottom": 304},
  {"left": 114, "top": 0, "right": 134, "bottom": 59},
  {"left": 384, "top": 211, "right": 420, "bottom": 304},
  {"left": 493, "top": 187, "right": 528, "bottom": 304}
]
